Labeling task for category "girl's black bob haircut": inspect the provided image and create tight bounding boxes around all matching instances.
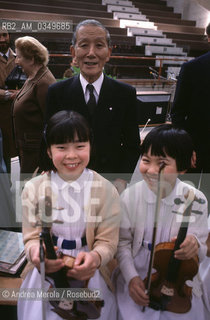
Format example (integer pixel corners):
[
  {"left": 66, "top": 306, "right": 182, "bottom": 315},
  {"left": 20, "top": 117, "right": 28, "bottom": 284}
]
[
  {"left": 40, "top": 110, "right": 92, "bottom": 171},
  {"left": 45, "top": 110, "right": 92, "bottom": 147},
  {"left": 140, "top": 124, "right": 194, "bottom": 172}
]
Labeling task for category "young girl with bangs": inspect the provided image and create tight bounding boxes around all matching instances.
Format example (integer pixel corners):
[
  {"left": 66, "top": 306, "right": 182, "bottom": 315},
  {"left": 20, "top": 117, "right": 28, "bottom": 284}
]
[
  {"left": 18, "top": 110, "right": 120, "bottom": 320},
  {"left": 116, "top": 124, "right": 208, "bottom": 320}
]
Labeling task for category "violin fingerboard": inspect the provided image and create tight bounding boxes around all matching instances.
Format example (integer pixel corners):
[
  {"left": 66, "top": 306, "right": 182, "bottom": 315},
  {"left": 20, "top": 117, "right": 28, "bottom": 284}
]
[{"left": 41, "top": 227, "right": 57, "bottom": 259}]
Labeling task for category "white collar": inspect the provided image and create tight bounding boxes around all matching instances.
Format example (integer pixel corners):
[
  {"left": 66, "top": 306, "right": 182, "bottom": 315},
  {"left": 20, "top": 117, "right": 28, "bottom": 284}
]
[
  {"left": 0, "top": 49, "right": 9, "bottom": 58},
  {"left": 51, "top": 168, "right": 92, "bottom": 192},
  {"left": 80, "top": 72, "right": 104, "bottom": 97},
  {"left": 143, "top": 178, "right": 182, "bottom": 206}
]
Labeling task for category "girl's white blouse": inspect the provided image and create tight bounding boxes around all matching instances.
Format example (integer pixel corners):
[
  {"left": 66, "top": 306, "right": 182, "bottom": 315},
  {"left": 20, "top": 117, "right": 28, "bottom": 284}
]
[{"left": 50, "top": 168, "right": 93, "bottom": 257}]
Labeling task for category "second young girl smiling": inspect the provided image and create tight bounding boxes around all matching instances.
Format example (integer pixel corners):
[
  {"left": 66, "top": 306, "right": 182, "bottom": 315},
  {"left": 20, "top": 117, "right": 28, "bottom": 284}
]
[
  {"left": 116, "top": 124, "right": 208, "bottom": 320},
  {"left": 140, "top": 150, "right": 184, "bottom": 197},
  {"left": 140, "top": 125, "right": 194, "bottom": 197}
]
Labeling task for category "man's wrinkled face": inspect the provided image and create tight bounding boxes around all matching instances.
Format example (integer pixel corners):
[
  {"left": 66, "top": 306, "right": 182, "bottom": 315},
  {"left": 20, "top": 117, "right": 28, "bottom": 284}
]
[
  {"left": 0, "top": 31, "right": 10, "bottom": 54},
  {"left": 71, "top": 25, "right": 111, "bottom": 83}
]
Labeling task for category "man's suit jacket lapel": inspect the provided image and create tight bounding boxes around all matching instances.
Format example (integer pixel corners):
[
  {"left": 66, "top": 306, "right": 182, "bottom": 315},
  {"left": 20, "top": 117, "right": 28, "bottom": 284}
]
[
  {"left": 98, "top": 75, "right": 111, "bottom": 107},
  {"left": 67, "top": 75, "right": 90, "bottom": 119},
  {"left": 96, "top": 75, "right": 115, "bottom": 122}
]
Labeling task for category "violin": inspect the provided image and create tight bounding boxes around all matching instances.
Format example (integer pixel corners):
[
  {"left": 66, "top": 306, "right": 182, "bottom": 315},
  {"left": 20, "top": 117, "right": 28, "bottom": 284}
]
[
  {"left": 41, "top": 196, "right": 104, "bottom": 320},
  {"left": 144, "top": 167, "right": 201, "bottom": 313},
  {"left": 146, "top": 191, "right": 198, "bottom": 313},
  {"left": 147, "top": 240, "right": 198, "bottom": 313}
]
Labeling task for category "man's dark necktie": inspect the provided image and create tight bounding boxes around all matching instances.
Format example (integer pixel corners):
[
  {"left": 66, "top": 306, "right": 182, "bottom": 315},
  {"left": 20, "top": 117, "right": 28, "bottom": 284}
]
[
  {"left": 3, "top": 54, "right": 8, "bottom": 61},
  {"left": 86, "top": 84, "right": 96, "bottom": 116}
]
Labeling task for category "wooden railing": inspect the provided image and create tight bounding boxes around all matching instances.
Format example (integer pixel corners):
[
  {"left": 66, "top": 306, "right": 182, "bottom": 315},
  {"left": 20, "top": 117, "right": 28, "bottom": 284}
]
[{"left": 49, "top": 53, "right": 189, "bottom": 79}]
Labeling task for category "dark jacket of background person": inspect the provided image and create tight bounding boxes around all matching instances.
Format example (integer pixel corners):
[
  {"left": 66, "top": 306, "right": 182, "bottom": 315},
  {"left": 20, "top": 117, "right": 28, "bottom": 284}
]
[
  {"left": 13, "top": 66, "right": 55, "bottom": 175},
  {"left": 0, "top": 49, "right": 17, "bottom": 163},
  {"left": 46, "top": 74, "right": 140, "bottom": 174},
  {"left": 171, "top": 51, "right": 210, "bottom": 171}
]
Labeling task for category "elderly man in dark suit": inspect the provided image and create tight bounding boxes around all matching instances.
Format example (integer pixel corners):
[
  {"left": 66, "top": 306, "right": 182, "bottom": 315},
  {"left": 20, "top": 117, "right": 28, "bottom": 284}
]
[
  {"left": 171, "top": 23, "right": 210, "bottom": 199},
  {"left": 46, "top": 19, "right": 140, "bottom": 189}
]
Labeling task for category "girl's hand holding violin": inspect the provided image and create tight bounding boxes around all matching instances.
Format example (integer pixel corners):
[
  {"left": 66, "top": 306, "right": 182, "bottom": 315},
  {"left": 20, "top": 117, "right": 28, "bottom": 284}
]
[
  {"left": 172, "top": 235, "right": 199, "bottom": 260},
  {"left": 66, "top": 251, "right": 101, "bottom": 281},
  {"left": 128, "top": 276, "right": 149, "bottom": 306},
  {"left": 30, "top": 245, "right": 65, "bottom": 273}
]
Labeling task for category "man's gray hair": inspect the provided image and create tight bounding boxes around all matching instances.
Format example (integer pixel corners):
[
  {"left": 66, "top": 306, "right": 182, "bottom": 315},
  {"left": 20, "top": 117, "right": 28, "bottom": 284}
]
[{"left": 72, "top": 19, "right": 111, "bottom": 47}]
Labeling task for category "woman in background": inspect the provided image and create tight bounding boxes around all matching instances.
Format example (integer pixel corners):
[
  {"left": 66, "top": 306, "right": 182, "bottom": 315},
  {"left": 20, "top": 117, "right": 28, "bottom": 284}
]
[{"left": 12, "top": 36, "right": 55, "bottom": 177}]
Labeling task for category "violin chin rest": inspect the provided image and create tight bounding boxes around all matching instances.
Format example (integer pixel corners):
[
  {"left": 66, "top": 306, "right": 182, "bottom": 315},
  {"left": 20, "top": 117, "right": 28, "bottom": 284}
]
[
  {"left": 50, "top": 299, "right": 104, "bottom": 319},
  {"left": 149, "top": 299, "right": 166, "bottom": 311},
  {"left": 77, "top": 300, "right": 104, "bottom": 319},
  {"left": 50, "top": 301, "right": 86, "bottom": 319}
]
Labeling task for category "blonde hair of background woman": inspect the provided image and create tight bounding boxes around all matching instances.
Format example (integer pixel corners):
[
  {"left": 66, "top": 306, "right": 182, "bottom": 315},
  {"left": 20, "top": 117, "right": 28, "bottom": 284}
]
[{"left": 15, "top": 36, "right": 49, "bottom": 66}]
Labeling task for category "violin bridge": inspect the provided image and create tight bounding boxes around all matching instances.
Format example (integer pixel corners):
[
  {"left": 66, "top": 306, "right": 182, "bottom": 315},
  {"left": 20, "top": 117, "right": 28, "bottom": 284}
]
[
  {"left": 161, "top": 285, "right": 174, "bottom": 296},
  {"left": 58, "top": 299, "right": 74, "bottom": 310}
]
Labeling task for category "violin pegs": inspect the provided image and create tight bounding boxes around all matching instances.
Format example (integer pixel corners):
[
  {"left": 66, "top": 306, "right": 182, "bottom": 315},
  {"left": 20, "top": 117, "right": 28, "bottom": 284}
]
[
  {"left": 195, "top": 198, "right": 205, "bottom": 204},
  {"left": 174, "top": 197, "right": 205, "bottom": 205},
  {"left": 172, "top": 210, "right": 202, "bottom": 215},
  {"left": 174, "top": 198, "right": 183, "bottom": 205}
]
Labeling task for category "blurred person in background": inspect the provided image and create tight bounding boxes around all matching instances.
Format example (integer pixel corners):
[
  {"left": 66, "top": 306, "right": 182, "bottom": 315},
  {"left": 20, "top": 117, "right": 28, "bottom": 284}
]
[
  {"left": 0, "top": 30, "right": 18, "bottom": 173},
  {"left": 12, "top": 36, "right": 56, "bottom": 178},
  {"left": 171, "top": 22, "right": 210, "bottom": 203}
]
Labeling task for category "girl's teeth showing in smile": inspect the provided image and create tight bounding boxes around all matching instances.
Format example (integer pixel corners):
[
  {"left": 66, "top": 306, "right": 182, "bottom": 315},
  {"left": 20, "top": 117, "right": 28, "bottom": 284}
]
[{"left": 65, "top": 163, "right": 79, "bottom": 168}]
